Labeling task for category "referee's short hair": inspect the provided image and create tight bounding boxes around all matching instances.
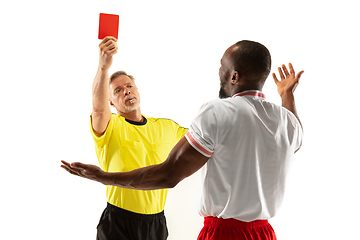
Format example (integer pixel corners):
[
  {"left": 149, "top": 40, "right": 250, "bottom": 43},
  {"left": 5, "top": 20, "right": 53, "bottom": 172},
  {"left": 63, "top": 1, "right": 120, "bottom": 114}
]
[{"left": 109, "top": 71, "right": 135, "bottom": 84}]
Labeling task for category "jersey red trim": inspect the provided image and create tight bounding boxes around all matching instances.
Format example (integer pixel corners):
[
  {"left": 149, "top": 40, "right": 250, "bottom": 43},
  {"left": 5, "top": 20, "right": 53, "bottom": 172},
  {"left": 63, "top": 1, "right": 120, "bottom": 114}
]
[
  {"left": 186, "top": 132, "right": 213, "bottom": 157},
  {"left": 232, "top": 91, "right": 266, "bottom": 99}
]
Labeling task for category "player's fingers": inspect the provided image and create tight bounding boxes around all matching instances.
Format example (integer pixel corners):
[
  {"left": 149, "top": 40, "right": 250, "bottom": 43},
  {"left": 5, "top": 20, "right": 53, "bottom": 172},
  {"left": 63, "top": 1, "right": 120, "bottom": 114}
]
[
  {"left": 278, "top": 67, "right": 285, "bottom": 80},
  {"left": 289, "top": 63, "right": 295, "bottom": 75},
  {"left": 282, "top": 64, "right": 290, "bottom": 77},
  {"left": 61, "top": 164, "right": 80, "bottom": 176},
  {"left": 71, "top": 162, "right": 89, "bottom": 170},
  {"left": 61, "top": 160, "right": 71, "bottom": 167},
  {"left": 272, "top": 73, "right": 280, "bottom": 84},
  {"left": 60, "top": 161, "right": 73, "bottom": 171}
]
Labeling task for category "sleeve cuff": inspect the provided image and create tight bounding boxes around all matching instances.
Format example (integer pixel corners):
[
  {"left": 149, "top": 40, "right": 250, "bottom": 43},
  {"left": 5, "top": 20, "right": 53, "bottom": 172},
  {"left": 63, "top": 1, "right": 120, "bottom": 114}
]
[{"left": 185, "top": 132, "right": 213, "bottom": 158}]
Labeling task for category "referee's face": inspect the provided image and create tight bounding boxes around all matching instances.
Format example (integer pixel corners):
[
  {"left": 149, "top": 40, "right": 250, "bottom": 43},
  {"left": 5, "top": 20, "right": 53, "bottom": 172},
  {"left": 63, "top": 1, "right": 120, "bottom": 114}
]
[{"left": 109, "top": 75, "right": 141, "bottom": 114}]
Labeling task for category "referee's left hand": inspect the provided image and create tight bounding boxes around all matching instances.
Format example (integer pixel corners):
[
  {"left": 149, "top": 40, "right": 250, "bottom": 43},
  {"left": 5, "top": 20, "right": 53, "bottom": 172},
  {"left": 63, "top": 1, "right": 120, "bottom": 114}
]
[{"left": 61, "top": 160, "right": 106, "bottom": 184}]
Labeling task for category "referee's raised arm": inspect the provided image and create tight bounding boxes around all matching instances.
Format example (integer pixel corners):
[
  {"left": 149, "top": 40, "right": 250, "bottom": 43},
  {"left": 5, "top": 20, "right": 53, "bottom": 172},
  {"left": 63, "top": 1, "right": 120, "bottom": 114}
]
[{"left": 91, "top": 36, "right": 118, "bottom": 137}]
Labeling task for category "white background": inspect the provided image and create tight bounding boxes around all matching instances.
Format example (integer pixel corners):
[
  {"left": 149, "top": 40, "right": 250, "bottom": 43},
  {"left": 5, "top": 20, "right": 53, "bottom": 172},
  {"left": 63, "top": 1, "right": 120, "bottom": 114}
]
[{"left": 1, "top": 0, "right": 359, "bottom": 239}]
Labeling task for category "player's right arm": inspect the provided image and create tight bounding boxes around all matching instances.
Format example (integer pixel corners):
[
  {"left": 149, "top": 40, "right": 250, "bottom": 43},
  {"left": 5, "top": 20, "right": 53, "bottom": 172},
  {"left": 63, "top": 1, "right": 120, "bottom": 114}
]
[
  {"left": 273, "top": 63, "right": 304, "bottom": 153},
  {"left": 91, "top": 37, "right": 118, "bottom": 136},
  {"left": 272, "top": 63, "right": 304, "bottom": 128}
]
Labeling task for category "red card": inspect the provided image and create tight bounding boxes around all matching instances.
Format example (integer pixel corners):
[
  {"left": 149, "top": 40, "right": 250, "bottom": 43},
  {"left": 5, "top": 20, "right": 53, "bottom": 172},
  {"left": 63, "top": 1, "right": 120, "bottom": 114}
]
[{"left": 98, "top": 13, "right": 119, "bottom": 39}]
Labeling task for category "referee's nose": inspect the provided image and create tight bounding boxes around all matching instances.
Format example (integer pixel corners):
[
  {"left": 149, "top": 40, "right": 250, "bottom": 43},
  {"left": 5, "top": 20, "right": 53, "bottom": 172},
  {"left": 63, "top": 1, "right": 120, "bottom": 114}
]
[{"left": 124, "top": 88, "right": 131, "bottom": 96}]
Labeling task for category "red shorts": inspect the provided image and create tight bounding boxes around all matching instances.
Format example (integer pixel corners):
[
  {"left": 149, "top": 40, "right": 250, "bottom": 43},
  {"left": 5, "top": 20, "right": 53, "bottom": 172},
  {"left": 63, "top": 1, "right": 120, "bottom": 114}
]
[{"left": 197, "top": 217, "right": 277, "bottom": 240}]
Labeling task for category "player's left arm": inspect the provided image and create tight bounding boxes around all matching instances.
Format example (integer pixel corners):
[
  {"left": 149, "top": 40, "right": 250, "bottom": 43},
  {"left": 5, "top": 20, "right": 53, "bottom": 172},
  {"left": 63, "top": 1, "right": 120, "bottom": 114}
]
[{"left": 61, "top": 137, "right": 208, "bottom": 190}]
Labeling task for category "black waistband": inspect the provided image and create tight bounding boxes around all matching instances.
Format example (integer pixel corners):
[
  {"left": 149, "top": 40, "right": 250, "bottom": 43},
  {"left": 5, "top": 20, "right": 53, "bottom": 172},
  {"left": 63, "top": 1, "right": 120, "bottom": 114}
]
[{"left": 106, "top": 202, "right": 165, "bottom": 220}]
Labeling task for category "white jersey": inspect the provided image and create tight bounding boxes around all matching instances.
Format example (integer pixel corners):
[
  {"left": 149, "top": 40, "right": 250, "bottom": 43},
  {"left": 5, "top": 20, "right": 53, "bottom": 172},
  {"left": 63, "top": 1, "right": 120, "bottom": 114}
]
[{"left": 185, "top": 90, "right": 303, "bottom": 222}]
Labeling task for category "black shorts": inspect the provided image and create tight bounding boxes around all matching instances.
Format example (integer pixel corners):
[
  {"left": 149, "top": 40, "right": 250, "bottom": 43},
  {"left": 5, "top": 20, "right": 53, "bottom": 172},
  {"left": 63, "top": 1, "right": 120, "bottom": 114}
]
[{"left": 96, "top": 203, "right": 168, "bottom": 240}]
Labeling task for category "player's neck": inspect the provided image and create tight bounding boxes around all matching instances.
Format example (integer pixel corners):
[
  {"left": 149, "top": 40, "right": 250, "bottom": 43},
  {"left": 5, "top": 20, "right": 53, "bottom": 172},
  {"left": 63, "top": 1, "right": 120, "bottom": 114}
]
[{"left": 233, "top": 84, "right": 263, "bottom": 96}]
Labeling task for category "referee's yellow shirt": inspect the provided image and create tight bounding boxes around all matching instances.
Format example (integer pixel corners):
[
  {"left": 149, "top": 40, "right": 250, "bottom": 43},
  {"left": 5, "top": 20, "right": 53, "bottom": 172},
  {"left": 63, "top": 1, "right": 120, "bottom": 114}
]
[{"left": 90, "top": 114, "right": 187, "bottom": 214}]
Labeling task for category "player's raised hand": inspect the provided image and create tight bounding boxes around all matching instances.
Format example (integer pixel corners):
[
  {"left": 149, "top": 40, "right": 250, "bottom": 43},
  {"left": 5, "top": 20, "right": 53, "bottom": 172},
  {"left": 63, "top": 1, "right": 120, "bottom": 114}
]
[
  {"left": 272, "top": 63, "right": 304, "bottom": 97},
  {"left": 99, "top": 36, "right": 118, "bottom": 70}
]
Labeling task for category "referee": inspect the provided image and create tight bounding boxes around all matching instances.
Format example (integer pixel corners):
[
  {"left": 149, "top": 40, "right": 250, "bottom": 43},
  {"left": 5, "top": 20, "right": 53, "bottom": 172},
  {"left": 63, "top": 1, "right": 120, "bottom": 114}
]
[{"left": 64, "top": 36, "right": 187, "bottom": 240}]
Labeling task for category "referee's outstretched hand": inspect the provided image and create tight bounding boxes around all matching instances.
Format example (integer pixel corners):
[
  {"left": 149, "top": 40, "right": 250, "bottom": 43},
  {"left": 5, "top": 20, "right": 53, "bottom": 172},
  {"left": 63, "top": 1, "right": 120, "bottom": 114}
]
[{"left": 61, "top": 160, "right": 106, "bottom": 185}]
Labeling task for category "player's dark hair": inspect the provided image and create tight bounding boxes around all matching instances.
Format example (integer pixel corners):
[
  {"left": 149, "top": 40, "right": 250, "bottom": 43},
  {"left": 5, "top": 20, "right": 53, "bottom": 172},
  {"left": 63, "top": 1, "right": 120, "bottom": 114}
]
[
  {"left": 109, "top": 71, "right": 135, "bottom": 84},
  {"left": 231, "top": 40, "right": 271, "bottom": 83}
]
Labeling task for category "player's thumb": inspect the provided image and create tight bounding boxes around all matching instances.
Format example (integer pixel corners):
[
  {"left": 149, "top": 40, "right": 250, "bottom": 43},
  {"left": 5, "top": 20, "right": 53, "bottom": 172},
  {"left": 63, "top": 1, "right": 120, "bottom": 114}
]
[{"left": 296, "top": 70, "right": 305, "bottom": 80}]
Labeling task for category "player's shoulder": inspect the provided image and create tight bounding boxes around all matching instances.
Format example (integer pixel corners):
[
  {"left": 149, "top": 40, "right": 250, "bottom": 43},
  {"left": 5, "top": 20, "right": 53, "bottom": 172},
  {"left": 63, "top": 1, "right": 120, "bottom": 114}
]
[
  {"left": 198, "top": 98, "right": 233, "bottom": 113},
  {"left": 198, "top": 98, "right": 222, "bottom": 109}
]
